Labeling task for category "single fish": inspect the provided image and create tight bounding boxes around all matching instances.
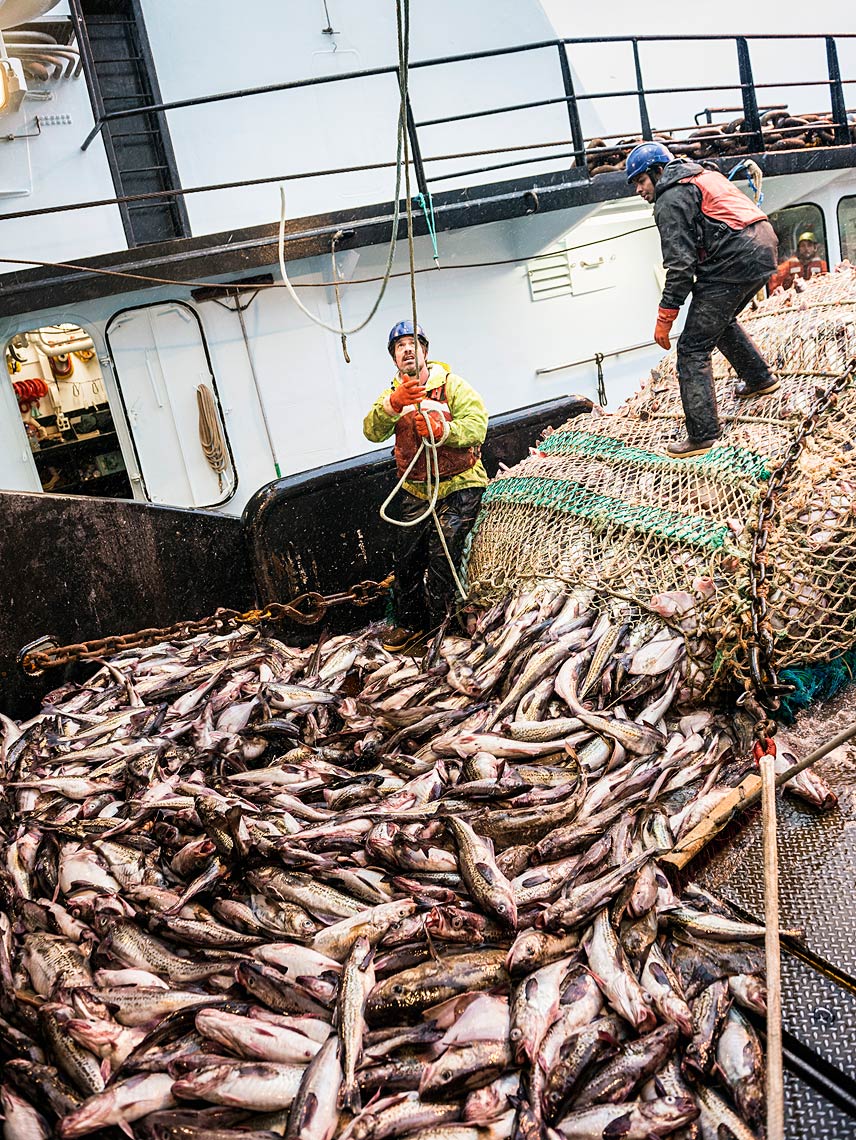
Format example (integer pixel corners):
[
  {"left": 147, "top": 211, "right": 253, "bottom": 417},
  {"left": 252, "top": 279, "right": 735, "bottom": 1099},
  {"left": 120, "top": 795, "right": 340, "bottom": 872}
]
[
  {"left": 446, "top": 816, "right": 517, "bottom": 929},
  {"left": 337, "top": 935, "right": 375, "bottom": 1113},
  {"left": 58, "top": 1073, "right": 176, "bottom": 1138},
  {"left": 286, "top": 1036, "right": 343, "bottom": 1140},
  {"left": 555, "top": 1096, "right": 699, "bottom": 1139},
  {"left": 582, "top": 909, "right": 656, "bottom": 1032},
  {"left": 195, "top": 1009, "right": 322, "bottom": 1064},
  {"left": 366, "top": 950, "right": 509, "bottom": 1026},
  {"left": 172, "top": 1062, "right": 306, "bottom": 1110}
]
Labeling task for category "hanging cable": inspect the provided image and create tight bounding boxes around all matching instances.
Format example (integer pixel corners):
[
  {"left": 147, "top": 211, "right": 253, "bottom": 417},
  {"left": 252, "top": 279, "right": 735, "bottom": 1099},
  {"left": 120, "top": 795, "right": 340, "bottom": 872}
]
[
  {"left": 378, "top": 0, "right": 466, "bottom": 603},
  {"left": 276, "top": 26, "right": 411, "bottom": 336},
  {"left": 330, "top": 230, "right": 352, "bottom": 363},
  {"left": 415, "top": 190, "right": 440, "bottom": 268},
  {"left": 0, "top": 224, "right": 656, "bottom": 295}
]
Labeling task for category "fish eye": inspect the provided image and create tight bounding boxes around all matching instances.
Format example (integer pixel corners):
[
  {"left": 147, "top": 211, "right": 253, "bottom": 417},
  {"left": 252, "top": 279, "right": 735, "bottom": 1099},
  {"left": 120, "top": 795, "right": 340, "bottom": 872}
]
[
  {"left": 441, "top": 1070, "right": 452, "bottom": 1082},
  {"left": 393, "top": 984, "right": 403, "bottom": 994}
]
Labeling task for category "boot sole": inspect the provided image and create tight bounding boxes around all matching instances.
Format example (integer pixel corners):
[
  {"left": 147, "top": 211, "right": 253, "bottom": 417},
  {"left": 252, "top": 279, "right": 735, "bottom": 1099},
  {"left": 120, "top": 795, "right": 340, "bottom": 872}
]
[{"left": 735, "top": 380, "right": 781, "bottom": 400}]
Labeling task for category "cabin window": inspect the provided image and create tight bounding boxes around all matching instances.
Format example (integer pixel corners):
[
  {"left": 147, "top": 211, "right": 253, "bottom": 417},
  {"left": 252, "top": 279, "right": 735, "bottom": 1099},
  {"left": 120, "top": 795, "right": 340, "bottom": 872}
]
[
  {"left": 837, "top": 197, "right": 856, "bottom": 265},
  {"left": 766, "top": 203, "right": 828, "bottom": 293},
  {"left": 4, "top": 326, "right": 132, "bottom": 499},
  {"left": 106, "top": 302, "right": 236, "bottom": 509}
]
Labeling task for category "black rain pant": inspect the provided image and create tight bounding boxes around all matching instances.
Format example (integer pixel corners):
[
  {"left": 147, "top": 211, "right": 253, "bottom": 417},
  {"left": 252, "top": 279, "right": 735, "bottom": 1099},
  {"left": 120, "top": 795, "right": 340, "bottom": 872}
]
[
  {"left": 392, "top": 486, "right": 484, "bottom": 630},
  {"left": 676, "top": 280, "right": 774, "bottom": 441}
]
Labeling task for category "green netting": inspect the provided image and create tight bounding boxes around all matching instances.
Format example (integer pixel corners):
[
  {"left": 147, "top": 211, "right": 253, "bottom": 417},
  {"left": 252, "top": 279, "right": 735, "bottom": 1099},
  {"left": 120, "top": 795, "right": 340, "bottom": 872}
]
[
  {"left": 779, "top": 649, "right": 856, "bottom": 722},
  {"left": 482, "top": 475, "right": 734, "bottom": 550},
  {"left": 466, "top": 267, "right": 856, "bottom": 689},
  {"left": 539, "top": 431, "right": 773, "bottom": 483}
]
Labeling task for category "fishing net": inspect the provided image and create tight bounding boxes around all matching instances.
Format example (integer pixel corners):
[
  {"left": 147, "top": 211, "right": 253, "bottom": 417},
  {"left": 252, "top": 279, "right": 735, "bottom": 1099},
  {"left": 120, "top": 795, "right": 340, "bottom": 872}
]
[{"left": 465, "top": 265, "right": 856, "bottom": 693}]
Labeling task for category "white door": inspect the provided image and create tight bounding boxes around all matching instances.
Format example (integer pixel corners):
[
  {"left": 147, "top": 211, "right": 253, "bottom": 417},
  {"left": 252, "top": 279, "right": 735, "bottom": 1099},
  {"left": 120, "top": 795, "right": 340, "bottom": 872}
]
[
  {"left": 0, "top": 374, "right": 40, "bottom": 492},
  {"left": 107, "top": 303, "right": 235, "bottom": 509}
]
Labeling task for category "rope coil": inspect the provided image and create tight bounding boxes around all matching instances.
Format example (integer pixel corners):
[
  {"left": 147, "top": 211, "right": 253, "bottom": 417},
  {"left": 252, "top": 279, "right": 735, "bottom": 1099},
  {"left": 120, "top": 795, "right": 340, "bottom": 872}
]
[{"left": 196, "top": 384, "right": 229, "bottom": 491}]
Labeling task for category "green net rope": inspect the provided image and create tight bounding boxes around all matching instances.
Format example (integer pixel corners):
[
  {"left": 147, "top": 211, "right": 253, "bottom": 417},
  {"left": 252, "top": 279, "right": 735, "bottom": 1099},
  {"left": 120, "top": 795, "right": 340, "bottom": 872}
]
[{"left": 480, "top": 476, "right": 736, "bottom": 550}]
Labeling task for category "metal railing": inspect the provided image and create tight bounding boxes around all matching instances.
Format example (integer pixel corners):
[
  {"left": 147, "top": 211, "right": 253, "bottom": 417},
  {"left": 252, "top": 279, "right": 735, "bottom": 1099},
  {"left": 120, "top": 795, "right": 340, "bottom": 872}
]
[
  {"left": 79, "top": 32, "right": 855, "bottom": 166},
  {"left": 14, "top": 30, "right": 852, "bottom": 230}
]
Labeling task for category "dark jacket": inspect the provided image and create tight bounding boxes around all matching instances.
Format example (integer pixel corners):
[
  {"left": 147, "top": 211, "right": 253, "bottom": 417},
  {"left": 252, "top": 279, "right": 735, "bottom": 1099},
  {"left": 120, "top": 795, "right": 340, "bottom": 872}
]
[{"left": 654, "top": 160, "right": 778, "bottom": 308}]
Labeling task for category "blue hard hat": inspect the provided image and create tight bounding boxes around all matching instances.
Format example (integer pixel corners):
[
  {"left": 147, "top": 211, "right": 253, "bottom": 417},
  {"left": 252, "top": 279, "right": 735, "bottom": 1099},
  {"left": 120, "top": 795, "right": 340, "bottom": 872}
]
[
  {"left": 388, "top": 320, "right": 428, "bottom": 356},
  {"left": 625, "top": 141, "right": 674, "bottom": 183}
]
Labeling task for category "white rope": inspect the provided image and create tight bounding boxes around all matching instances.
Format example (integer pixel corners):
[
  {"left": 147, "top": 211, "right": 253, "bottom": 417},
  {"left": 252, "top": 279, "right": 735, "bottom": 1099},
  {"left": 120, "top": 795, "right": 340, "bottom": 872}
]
[
  {"left": 276, "top": 58, "right": 407, "bottom": 334},
  {"left": 379, "top": 406, "right": 468, "bottom": 602}
]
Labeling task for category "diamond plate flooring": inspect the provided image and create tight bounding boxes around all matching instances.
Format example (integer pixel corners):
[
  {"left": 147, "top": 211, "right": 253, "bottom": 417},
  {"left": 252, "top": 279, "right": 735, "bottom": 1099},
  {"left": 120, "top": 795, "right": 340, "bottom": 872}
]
[
  {"left": 710, "top": 796, "right": 856, "bottom": 976},
  {"left": 783, "top": 1069, "right": 856, "bottom": 1138},
  {"left": 699, "top": 791, "right": 856, "bottom": 1137}
]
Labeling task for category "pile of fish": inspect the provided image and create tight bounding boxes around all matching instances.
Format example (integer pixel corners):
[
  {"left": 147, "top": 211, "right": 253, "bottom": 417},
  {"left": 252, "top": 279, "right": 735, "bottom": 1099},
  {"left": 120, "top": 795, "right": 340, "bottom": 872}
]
[{"left": 0, "top": 585, "right": 837, "bottom": 1140}]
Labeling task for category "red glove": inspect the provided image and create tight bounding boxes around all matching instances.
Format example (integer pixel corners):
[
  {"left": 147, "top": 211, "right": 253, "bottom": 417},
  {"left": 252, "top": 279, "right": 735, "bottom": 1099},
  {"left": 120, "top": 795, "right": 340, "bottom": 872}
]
[
  {"left": 415, "top": 410, "right": 447, "bottom": 441},
  {"left": 389, "top": 375, "right": 426, "bottom": 413},
  {"left": 654, "top": 306, "right": 679, "bottom": 350}
]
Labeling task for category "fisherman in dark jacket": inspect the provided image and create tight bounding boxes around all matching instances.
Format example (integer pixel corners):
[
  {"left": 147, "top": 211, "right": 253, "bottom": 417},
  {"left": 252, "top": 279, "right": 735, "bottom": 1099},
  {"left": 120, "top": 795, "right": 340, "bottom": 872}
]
[{"left": 626, "top": 142, "right": 779, "bottom": 458}]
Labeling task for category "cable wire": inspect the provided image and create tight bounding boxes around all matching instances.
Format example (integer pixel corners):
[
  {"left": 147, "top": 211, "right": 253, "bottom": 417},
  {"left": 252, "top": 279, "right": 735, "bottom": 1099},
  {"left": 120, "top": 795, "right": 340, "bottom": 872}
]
[
  {"left": 378, "top": 0, "right": 467, "bottom": 605},
  {"left": 0, "top": 225, "right": 655, "bottom": 294}
]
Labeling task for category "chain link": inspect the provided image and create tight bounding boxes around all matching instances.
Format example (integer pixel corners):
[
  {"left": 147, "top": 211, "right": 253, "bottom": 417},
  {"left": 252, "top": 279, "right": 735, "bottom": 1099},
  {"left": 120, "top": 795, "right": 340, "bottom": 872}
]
[
  {"left": 19, "top": 574, "right": 394, "bottom": 675},
  {"left": 745, "top": 366, "right": 854, "bottom": 712}
]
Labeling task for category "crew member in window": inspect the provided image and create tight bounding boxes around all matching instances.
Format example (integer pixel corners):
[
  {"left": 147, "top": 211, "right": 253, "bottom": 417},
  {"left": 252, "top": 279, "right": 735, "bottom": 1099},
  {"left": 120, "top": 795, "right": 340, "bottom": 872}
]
[
  {"left": 363, "top": 321, "right": 488, "bottom": 653},
  {"left": 769, "top": 231, "right": 828, "bottom": 291},
  {"left": 626, "top": 142, "right": 779, "bottom": 459}
]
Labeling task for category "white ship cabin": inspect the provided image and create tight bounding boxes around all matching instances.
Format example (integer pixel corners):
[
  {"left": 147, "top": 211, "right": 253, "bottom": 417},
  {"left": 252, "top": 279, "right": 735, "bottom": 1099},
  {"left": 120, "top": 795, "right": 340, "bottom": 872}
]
[{"left": 0, "top": 2, "right": 855, "bottom": 516}]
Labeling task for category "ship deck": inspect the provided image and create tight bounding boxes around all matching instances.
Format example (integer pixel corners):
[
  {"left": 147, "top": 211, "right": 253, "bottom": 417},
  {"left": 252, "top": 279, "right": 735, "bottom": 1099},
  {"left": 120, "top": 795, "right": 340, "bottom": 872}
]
[{"left": 698, "top": 691, "right": 856, "bottom": 1136}]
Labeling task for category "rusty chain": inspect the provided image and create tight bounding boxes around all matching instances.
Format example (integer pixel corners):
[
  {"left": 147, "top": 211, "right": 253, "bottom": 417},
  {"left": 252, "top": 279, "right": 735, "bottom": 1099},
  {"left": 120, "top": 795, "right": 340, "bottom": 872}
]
[
  {"left": 744, "top": 364, "right": 854, "bottom": 720},
  {"left": 19, "top": 574, "right": 394, "bottom": 675}
]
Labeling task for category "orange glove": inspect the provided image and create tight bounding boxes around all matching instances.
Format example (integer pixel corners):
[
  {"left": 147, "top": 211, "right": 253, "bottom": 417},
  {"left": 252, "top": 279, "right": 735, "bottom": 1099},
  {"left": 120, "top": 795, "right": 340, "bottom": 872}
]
[
  {"left": 415, "top": 410, "right": 447, "bottom": 441},
  {"left": 389, "top": 374, "right": 427, "bottom": 413},
  {"left": 654, "top": 306, "right": 679, "bottom": 350}
]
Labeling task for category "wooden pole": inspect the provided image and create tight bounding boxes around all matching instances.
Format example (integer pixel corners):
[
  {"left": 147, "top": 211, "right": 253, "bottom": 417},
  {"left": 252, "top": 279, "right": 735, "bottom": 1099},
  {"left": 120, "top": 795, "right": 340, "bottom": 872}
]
[
  {"left": 760, "top": 753, "right": 785, "bottom": 1140},
  {"left": 662, "top": 718, "right": 856, "bottom": 872}
]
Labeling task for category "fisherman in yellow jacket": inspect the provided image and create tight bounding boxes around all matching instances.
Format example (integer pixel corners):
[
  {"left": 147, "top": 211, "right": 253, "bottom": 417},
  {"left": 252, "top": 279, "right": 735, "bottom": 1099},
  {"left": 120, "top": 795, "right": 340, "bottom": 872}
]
[{"left": 364, "top": 320, "right": 488, "bottom": 652}]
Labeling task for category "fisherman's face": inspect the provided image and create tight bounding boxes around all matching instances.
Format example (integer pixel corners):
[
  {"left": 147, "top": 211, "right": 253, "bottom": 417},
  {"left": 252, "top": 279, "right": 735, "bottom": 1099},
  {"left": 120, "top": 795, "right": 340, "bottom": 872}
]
[
  {"left": 798, "top": 240, "right": 818, "bottom": 261},
  {"left": 393, "top": 336, "right": 427, "bottom": 375},
  {"left": 632, "top": 173, "right": 657, "bottom": 204}
]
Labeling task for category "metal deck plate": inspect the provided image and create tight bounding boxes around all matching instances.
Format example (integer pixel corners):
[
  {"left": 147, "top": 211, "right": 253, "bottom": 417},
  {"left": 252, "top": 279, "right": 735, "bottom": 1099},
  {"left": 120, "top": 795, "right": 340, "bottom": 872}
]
[
  {"left": 783, "top": 1070, "right": 856, "bottom": 1138},
  {"left": 699, "top": 793, "right": 856, "bottom": 1138},
  {"left": 709, "top": 796, "right": 856, "bottom": 977}
]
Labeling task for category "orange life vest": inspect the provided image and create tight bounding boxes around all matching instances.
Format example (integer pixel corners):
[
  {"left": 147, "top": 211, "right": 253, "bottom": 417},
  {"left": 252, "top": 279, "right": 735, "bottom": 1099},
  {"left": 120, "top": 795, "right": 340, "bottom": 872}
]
[
  {"left": 770, "top": 255, "right": 828, "bottom": 291},
  {"left": 678, "top": 170, "right": 768, "bottom": 231},
  {"left": 393, "top": 379, "right": 481, "bottom": 482}
]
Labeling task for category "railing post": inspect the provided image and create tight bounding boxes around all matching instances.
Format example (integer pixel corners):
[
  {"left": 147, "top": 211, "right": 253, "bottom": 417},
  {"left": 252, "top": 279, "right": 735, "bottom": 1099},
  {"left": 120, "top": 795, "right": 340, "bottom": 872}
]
[
  {"left": 736, "top": 37, "right": 764, "bottom": 154},
  {"left": 632, "top": 40, "right": 653, "bottom": 141},
  {"left": 826, "top": 37, "right": 851, "bottom": 146},
  {"left": 556, "top": 43, "right": 587, "bottom": 175}
]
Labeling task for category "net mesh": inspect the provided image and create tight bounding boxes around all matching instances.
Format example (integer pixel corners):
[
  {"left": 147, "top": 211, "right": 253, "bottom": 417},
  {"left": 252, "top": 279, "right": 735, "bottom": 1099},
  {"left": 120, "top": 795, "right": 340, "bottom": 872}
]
[{"left": 465, "top": 266, "right": 856, "bottom": 693}]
